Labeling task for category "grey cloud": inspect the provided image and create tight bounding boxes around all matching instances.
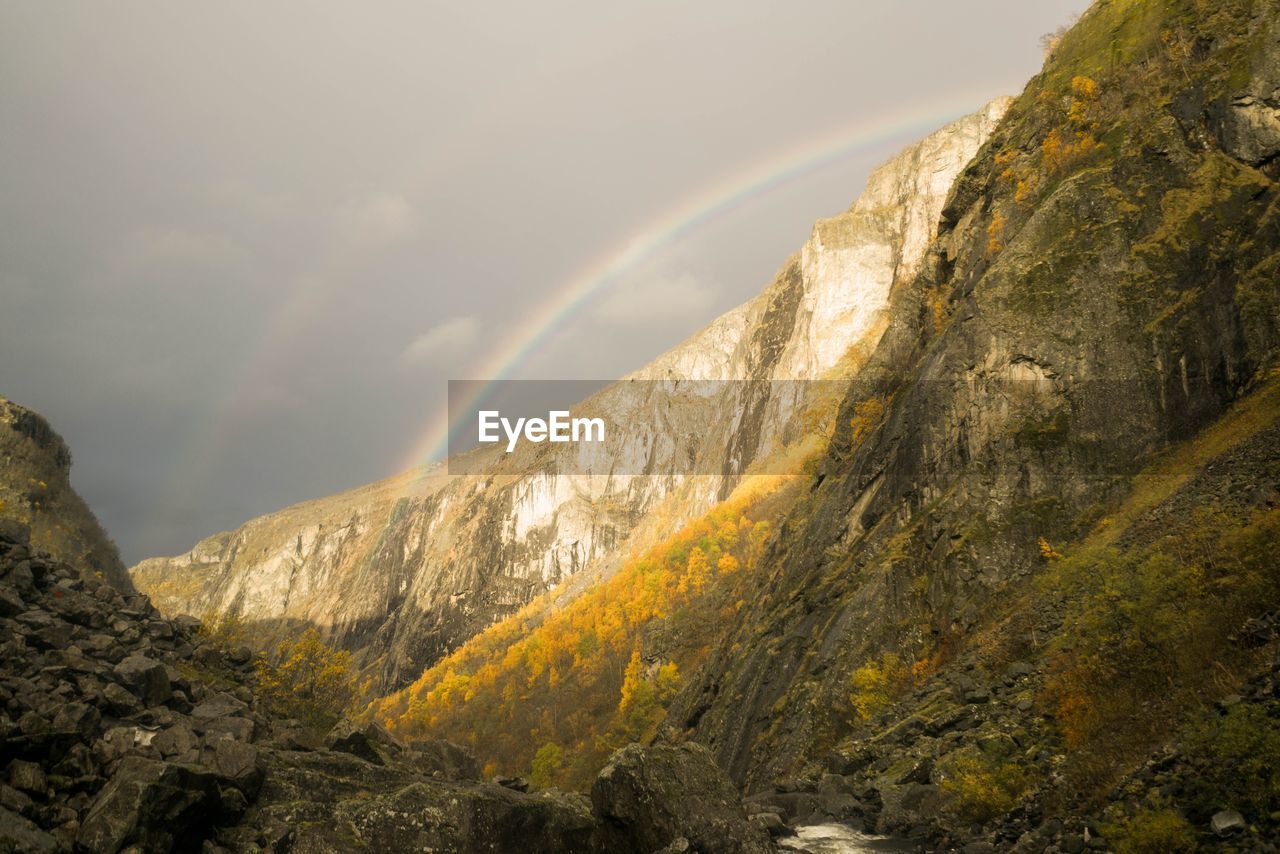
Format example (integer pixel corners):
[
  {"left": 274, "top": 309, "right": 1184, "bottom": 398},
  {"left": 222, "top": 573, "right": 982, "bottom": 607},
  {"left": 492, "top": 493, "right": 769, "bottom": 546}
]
[{"left": 0, "top": 0, "right": 1088, "bottom": 562}]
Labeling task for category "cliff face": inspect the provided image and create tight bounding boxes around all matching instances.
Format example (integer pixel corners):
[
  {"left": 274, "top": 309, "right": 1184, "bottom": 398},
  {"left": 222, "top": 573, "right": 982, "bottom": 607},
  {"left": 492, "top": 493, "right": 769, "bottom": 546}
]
[
  {"left": 131, "top": 101, "right": 1009, "bottom": 691},
  {"left": 669, "top": 0, "right": 1280, "bottom": 795},
  {"left": 0, "top": 395, "right": 131, "bottom": 592}
]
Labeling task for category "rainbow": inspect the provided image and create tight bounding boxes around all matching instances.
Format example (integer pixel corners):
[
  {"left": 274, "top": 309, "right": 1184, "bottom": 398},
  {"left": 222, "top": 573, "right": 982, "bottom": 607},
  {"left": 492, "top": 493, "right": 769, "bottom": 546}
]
[{"left": 398, "top": 94, "right": 999, "bottom": 472}]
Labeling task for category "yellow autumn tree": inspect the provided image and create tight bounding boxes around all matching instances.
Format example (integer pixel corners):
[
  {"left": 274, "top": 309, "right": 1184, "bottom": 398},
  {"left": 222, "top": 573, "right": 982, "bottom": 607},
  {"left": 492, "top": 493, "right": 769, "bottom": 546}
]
[
  {"left": 679, "top": 547, "right": 711, "bottom": 595},
  {"left": 256, "top": 628, "right": 355, "bottom": 730},
  {"left": 717, "top": 553, "right": 740, "bottom": 575},
  {"left": 618, "top": 648, "right": 648, "bottom": 717},
  {"left": 849, "top": 652, "right": 913, "bottom": 722}
]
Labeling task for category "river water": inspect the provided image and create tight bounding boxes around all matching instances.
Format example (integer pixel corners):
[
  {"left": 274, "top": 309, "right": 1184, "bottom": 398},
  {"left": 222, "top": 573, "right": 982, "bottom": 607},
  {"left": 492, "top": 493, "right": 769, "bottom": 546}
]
[{"left": 780, "top": 823, "right": 916, "bottom": 853}]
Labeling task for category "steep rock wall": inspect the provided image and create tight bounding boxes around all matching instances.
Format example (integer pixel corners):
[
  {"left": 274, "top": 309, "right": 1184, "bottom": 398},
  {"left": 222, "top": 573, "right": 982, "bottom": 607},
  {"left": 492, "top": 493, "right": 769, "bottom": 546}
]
[
  {"left": 131, "top": 101, "right": 1009, "bottom": 691},
  {"left": 668, "top": 0, "right": 1280, "bottom": 790}
]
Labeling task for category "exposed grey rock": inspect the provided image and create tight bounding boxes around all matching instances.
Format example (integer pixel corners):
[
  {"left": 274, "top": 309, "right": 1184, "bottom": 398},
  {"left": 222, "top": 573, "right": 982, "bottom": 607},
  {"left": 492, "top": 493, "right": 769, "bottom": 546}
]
[
  {"left": 405, "top": 737, "right": 482, "bottom": 782},
  {"left": 322, "top": 719, "right": 400, "bottom": 765},
  {"left": 6, "top": 761, "right": 46, "bottom": 795},
  {"left": 1212, "top": 809, "right": 1246, "bottom": 837},
  {"left": 112, "top": 655, "right": 171, "bottom": 707},
  {"left": 0, "top": 806, "right": 57, "bottom": 854},
  {"left": 77, "top": 756, "right": 221, "bottom": 853},
  {"left": 591, "top": 742, "right": 774, "bottom": 854}
]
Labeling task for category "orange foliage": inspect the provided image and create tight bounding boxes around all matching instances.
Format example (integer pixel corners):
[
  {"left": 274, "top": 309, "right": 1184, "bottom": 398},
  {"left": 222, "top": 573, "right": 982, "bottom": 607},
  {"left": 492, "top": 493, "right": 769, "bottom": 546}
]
[
  {"left": 986, "top": 210, "right": 1008, "bottom": 257},
  {"left": 369, "top": 480, "right": 795, "bottom": 790},
  {"left": 848, "top": 395, "right": 891, "bottom": 446}
]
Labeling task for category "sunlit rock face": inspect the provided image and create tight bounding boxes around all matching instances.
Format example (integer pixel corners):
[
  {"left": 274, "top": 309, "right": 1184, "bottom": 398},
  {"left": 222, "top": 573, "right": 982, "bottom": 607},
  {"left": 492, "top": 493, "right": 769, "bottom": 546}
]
[
  {"left": 130, "top": 100, "right": 1010, "bottom": 691},
  {"left": 0, "top": 395, "right": 132, "bottom": 592}
]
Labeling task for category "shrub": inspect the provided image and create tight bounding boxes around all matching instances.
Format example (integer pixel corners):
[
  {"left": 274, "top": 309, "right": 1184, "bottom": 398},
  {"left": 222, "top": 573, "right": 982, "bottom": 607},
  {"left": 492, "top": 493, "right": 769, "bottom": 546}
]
[
  {"left": 256, "top": 628, "right": 356, "bottom": 730},
  {"left": 1102, "top": 806, "right": 1196, "bottom": 854},
  {"left": 1042, "top": 506, "right": 1280, "bottom": 780},
  {"left": 987, "top": 210, "right": 1008, "bottom": 256},
  {"left": 938, "top": 751, "right": 1030, "bottom": 824},
  {"left": 848, "top": 396, "right": 890, "bottom": 447},
  {"left": 530, "top": 741, "right": 563, "bottom": 789},
  {"left": 849, "top": 652, "right": 912, "bottom": 722},
  {"left": 198, "top": 611, "right": 250, "bottom": 650},
  {"left": 1183, "top": 703, "right": 1280, "bottom": 819}
]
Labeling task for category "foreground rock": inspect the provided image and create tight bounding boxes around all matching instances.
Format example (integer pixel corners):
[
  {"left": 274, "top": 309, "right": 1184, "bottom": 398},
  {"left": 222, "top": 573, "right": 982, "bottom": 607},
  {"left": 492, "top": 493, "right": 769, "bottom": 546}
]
[
  {"left": 0, "top": 521, "right": 268, "bottom": 852},
  {"left": 593, "top": 742, "right": 774, "bottom": 854},
  {"left": 0, "top": 519, "right": 774, "bottom": 852},
  {"left": 227, "top": 747, "right": 599, "bottom": 853}
]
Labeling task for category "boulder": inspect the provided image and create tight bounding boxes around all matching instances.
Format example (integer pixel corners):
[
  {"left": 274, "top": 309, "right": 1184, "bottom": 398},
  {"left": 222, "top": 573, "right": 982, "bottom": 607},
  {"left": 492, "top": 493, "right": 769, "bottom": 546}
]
[
  {"left": 1211, "top": 809, "right": 1246, "bottom": 837},
  {"left": 0, "top": 587, "right": 24, "bottom": 618},
  {"left": 152, "top": 722, "right": 199, "bottom": 761},
  {"left": 51, "top": 702, "right": 100, "bottom": 740},
  {"left": 172, "top": 615, "right": 201, "bottom": 635},
  {"left": 112, "top": 655, "right": 171, "bottom": 707},
  {"left": 749, "top": 810, "right": 790, "bottom": 837},
  {"left": 591, "top": 742, "right": 773, "bottom": 854},
  {"left": 6, "top": 761, "right": 46, "bottom": 795},
  {"left": 494, "top": 775, "right": 530, "bottom": 792},
  {"left": 77, "top": 756, "right": 222, "bottom": 853},
  {"left": 100, "top": 682, "right": 141, "bottom": 716},
  {"left": 745, "top": 790, "right": 822, "bottom": 824},
  {"left": 0, "top": 805, "right": 57, "bottom": 853},
  {"left": 816, "top": 773, "right": 863, "bottom": 820},
  {"left": 324, "top": 719, "right": 401, "bottom": 766},
  {"left": 337, "top": 781, "right": 597, "bottom": 853},
  {"left": 190, "top": 691, "right": 254, "bottom": 741},
  {"left": 240, "top": 748, "right": 597, "bottom": 853},
  {"left": 406, "top": 738, "right": 482, "bottom": 781},
  {"left": 203, "top": 734, "right": 263, "bottom": 797},
  {"left": 0, "top": 519, "right": 30, "bottom": 546}
]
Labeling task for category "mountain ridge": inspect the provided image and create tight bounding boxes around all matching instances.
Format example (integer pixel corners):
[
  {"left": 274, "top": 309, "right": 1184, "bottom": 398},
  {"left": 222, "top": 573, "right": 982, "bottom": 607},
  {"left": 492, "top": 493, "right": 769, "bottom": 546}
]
[{"left": 131, "top": 98, "right": 1010, "bottom": 695}]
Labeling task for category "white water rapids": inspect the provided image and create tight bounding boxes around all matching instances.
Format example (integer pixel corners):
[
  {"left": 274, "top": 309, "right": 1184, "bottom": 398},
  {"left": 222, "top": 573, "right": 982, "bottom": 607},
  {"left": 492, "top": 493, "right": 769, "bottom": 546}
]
[{"left": 780, "top": 824, "right": 915, "bottom": 853}]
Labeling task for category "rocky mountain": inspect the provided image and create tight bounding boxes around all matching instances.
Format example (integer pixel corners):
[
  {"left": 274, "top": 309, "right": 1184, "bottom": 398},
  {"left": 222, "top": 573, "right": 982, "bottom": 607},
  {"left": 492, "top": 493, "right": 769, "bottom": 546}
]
[
  {"left": 131, "top": 98, "right": 1009, "bottom": 693},
  {"left": 16, "top": 0, "right": 1280, "bottom": 850},
  {"left": 368, "top": 0, "right": 1280, "bottom": 849},
  {"left": 0, "top": 396, "right": 130, "bottom": 593},
  {"left": 0, "top": 514, "right": 782, "bottom": 852},
  {"left": 652, "top": 0, "right": 1280, "bottom": 847}
]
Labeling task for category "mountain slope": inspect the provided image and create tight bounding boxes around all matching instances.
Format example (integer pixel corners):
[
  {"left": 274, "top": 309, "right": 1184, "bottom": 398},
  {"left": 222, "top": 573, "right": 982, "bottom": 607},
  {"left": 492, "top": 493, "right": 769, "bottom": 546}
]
[
  {"left": 131, "top": 100, "right": 1008, "bottom": 693},
  {"left": 647, "top": 0, "right": 1280, "bottom": 845},
  {"left": 0, "top": 395, "right": 131, "bottom": 592}
]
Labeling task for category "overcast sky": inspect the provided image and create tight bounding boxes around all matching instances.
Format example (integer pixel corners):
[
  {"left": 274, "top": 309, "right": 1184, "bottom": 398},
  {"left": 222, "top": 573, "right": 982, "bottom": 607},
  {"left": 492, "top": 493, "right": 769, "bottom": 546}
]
[{"left": 0, "top": 1, "right": 1086, "bottom": 563}]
